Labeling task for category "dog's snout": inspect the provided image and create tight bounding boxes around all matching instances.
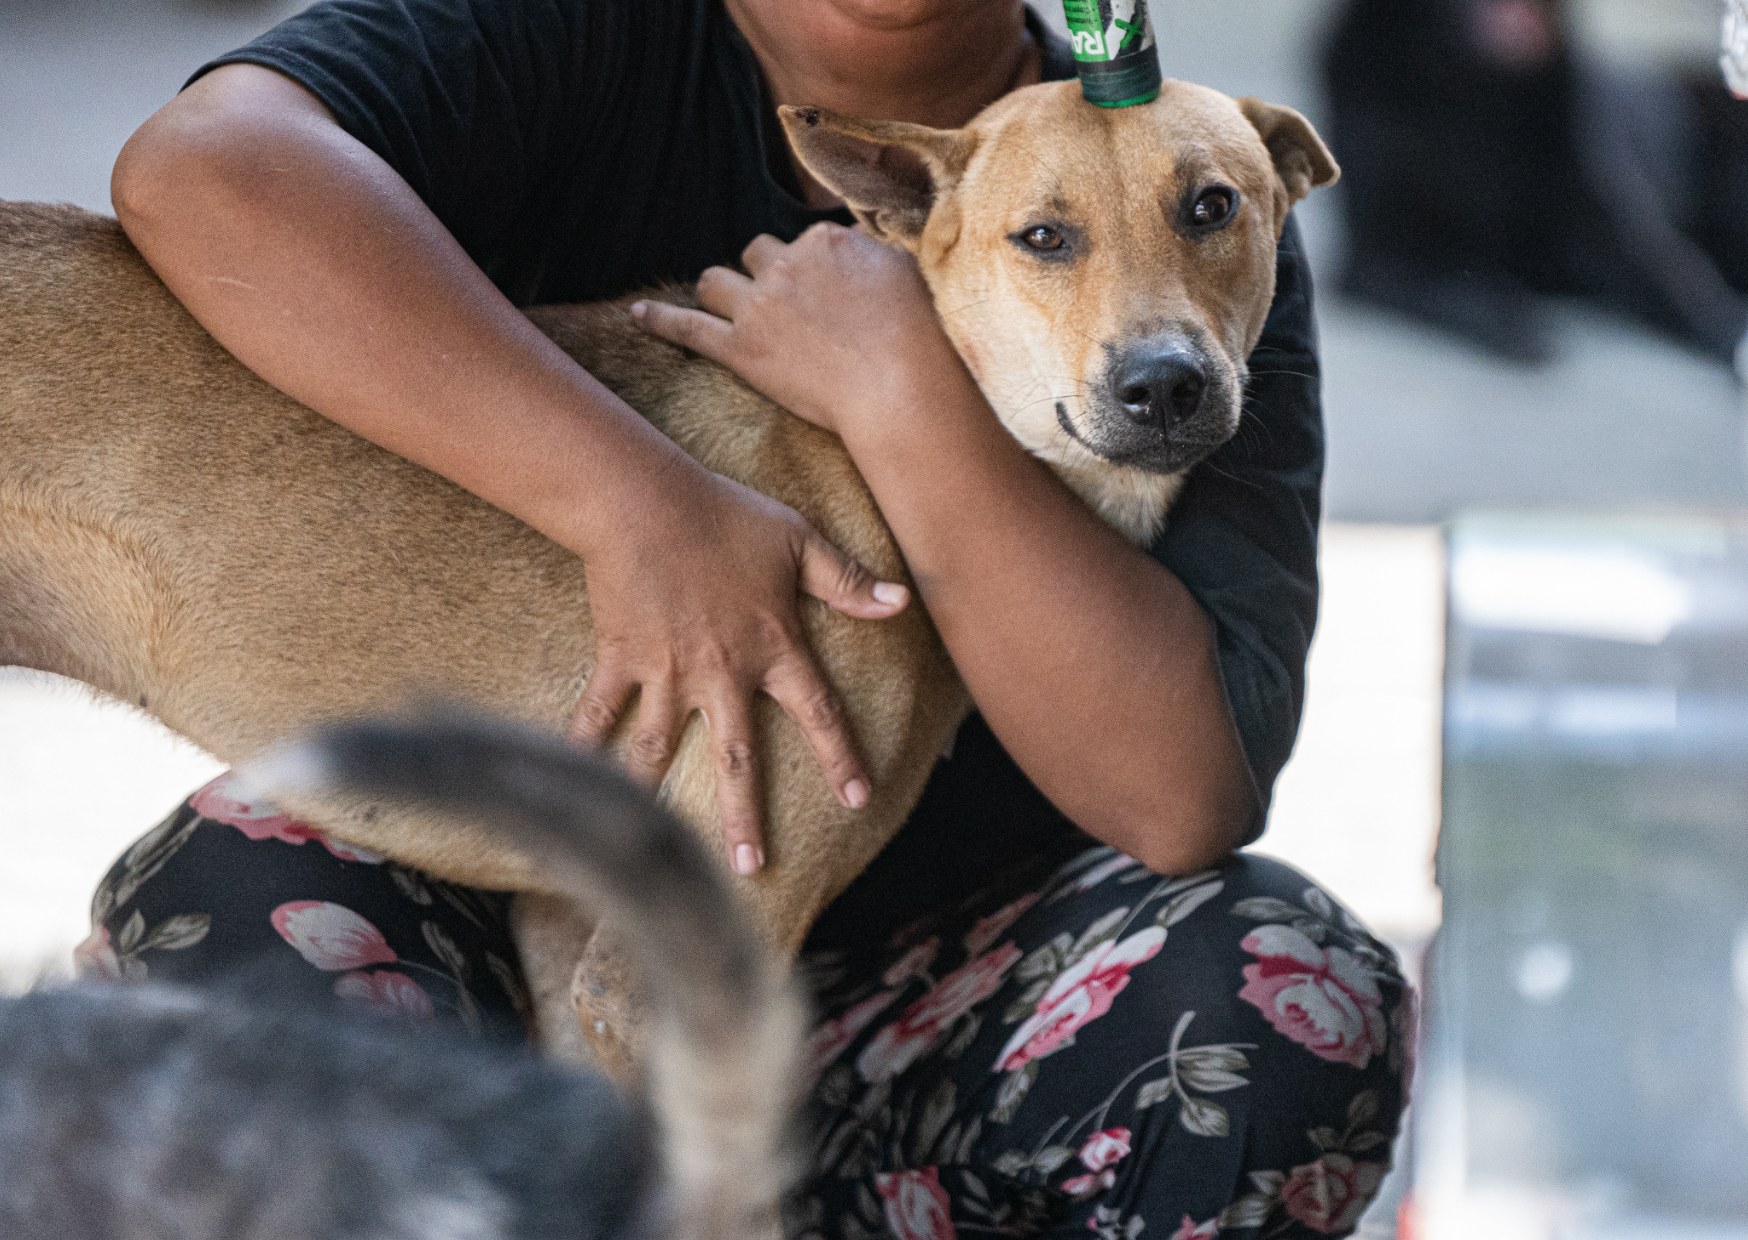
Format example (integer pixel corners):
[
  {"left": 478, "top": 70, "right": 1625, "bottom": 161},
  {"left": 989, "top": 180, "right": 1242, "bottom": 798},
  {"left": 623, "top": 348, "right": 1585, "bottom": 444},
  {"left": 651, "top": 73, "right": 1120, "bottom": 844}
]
[{"left": 1113, "top": 347, "right": 1208, "bottom": 430}]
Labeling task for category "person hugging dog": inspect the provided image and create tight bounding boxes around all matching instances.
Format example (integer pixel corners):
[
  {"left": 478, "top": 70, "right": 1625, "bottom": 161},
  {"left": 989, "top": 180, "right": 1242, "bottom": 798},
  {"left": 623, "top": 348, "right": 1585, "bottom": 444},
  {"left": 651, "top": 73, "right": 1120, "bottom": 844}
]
[{"left": 91, "top": 2, "right": 1412, "bottom": 1236}]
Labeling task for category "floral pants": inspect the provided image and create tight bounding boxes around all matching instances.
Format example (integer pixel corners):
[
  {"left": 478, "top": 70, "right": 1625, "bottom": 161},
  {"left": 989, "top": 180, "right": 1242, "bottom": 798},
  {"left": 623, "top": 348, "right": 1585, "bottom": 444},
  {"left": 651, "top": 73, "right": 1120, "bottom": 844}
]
[
  {"left": 77, "top": 772, "right": 532, "bottom": 1038},
  {"left": 82, "top": 774, "right": 1413, "bottom": 1240}
]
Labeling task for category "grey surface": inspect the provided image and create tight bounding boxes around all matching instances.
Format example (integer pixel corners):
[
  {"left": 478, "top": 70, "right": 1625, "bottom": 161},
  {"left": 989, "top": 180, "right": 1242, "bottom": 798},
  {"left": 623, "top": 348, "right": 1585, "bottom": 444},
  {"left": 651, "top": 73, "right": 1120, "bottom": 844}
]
[
  {"left": 4, "top": 0, "right": 1741, "bottom": 524},
  {"left": 0, "top": 0, "right": 305, "bottom": 213},
  {"left": 1320, "top": 301, "right": 1748, "bottom": 523}
]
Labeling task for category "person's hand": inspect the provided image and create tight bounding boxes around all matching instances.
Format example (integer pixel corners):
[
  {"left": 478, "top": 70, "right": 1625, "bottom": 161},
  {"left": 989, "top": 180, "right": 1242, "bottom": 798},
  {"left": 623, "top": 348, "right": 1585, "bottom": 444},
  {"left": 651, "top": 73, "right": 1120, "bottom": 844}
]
[
  {"left": 568, "top": 464, "right": 908, "bottom": 875},
  {"left": 630, "top": 224, "right": 963, "bottom": 443}
]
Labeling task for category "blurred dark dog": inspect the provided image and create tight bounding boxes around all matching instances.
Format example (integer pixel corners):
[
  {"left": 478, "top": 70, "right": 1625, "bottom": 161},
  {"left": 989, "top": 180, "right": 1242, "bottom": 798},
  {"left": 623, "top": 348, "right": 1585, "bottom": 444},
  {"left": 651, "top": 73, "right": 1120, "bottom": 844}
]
[
  {"left": 0, "top": 983, "right": 645, "bottom": 1240},
  {"left": 0, "top": 718, "right": 805, "bottom": 1240}
]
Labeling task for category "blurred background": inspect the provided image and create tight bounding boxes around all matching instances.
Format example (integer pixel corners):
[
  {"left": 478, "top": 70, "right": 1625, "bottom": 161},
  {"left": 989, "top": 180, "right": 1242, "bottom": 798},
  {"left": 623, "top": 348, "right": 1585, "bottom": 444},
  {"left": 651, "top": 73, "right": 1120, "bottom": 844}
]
[{"left": 1, "top": 0, "right": 1744, "bottom": 1233}]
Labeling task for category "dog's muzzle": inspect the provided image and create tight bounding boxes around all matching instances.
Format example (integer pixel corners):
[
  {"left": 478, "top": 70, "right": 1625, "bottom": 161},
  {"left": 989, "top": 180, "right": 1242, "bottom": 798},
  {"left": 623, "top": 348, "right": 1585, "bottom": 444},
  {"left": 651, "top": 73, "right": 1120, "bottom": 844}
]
[
  {"left": 1070, "top": 335, "right": 1237, "bottom": 474},
  {"left": 1114, "top": 344, "right": 1208, "bottom": 433}
]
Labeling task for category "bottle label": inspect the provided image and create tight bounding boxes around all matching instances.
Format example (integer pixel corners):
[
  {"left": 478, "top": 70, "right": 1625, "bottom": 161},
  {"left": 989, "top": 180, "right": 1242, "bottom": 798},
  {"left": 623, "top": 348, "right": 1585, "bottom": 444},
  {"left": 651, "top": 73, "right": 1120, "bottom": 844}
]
[{"left": 1061, "top": 0, "right": 1162, "bottom": 108}]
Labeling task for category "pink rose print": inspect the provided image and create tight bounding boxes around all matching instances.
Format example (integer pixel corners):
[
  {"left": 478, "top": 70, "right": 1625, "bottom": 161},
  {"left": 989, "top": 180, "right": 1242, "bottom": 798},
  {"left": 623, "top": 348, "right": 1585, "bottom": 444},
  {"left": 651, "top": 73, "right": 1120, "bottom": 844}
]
[
  {"left": 858, "top": 943, "right": 1022, "bottom": 1083},
  {"left": 883, "top": 937, "right": 941, "bottom": 987},
  {"left": 995, "top": 928, "right": 1166, "bottom": 1072},
  {"left": 72, "top": 927, "right": 122, "bottom": 982},
  {"left": 1280, "top": 1153, "right": 1386, "bottom": 1234},
  {"left": 1078, "top": 1127, "right": 1132, "bottom": 1172},
  {"left": 964, "top": 892, "right": 1041, "bottom": 959},
  {"left": 271, "top": 901, "right": 399, "bottom": 971},
  {"left": 1238, "top": 925, "right": 1388, "bottom": 1069},
  {"left": 1060, "top": 1169, "right": 1115, "bottom": 1197},
  {"left": 1168, "top": 1217, "right": 1219, "bottom": 1240},
  {"left": 334, "top": 969, "right": 435, "bottom": 1020},
  {"left": 874, "top": 1167, "right": 957, "bottom": 1240},
  {"left": 1060, "top": 1126, "right": 1132, "bottom": 1196},
  {"left": 192, "top": 774, "right": 307, "bottom": 839},
  {"left": 806, "top": 988, "right": 899, "bottom": 1084},
  {"left": 192, "top": 773, "right": 381, "bottom": 863}
]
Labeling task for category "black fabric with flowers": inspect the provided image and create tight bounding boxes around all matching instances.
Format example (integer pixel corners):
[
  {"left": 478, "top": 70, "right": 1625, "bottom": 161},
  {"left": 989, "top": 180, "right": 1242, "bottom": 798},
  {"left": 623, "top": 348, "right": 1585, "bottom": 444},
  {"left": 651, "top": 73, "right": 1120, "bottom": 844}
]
[
  {"left": 79, "top": 774, "right": 532, "bottom": 1042},
  {"left": 796, "top": 837, "right": 1411, "bottom": 1240},
  {"left": 85, "top": 777, "right": 1411, "bottom": 1239}
]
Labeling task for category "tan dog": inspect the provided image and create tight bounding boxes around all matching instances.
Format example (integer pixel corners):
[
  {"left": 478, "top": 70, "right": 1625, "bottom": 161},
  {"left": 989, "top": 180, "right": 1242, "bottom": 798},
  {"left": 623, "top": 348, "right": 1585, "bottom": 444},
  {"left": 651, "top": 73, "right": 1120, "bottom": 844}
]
[{"left": 0, "top": 79, "right": 1335, "bottom": 1072}]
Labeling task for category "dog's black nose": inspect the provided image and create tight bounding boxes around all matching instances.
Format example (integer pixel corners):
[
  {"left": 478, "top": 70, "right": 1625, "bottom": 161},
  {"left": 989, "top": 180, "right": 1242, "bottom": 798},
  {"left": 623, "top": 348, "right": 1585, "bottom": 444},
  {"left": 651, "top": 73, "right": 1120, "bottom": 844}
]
[{"left": 1113, "top": 347, "right": 1208, "bottom": 430}]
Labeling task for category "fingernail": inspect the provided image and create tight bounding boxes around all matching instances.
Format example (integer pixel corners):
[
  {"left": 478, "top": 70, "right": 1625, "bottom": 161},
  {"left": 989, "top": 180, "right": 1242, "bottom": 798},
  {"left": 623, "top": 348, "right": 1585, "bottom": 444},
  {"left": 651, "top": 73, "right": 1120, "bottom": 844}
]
[
  {"left": 630, "top": 301, "right": 648, "bottom": 318},
  {"left": 734, "top": 843, "right": 764, "bottom": 875},
  {"left": 843, "top": 778, "right": 870, "bottom": 809},
  {"left": 872, "top": 582, "right": 908, "bottom": 607}
]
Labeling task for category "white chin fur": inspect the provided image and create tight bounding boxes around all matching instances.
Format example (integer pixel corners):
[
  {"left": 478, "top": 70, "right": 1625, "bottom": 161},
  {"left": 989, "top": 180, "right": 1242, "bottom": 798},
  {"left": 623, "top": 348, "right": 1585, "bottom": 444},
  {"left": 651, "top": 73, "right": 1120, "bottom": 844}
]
[
  {"left": 1025, "top": 433, "right": 1184, "bottom": 546},
  {"left": 977, "top": 371, "right": 1184, "bottom": 547}
]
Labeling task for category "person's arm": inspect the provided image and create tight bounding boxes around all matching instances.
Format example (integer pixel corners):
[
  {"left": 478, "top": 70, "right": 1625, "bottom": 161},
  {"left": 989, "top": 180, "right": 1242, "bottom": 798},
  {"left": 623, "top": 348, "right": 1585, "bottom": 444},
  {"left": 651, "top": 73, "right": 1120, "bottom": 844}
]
[
  {"left": 112, "top": 64, "right": 910, "bottom": 873},
  {"left": 634, "top": 226, "right": 1269, "bottom": 874},
  {"left": 834, "top": 343, "right": 1260, "bottom": 874}
]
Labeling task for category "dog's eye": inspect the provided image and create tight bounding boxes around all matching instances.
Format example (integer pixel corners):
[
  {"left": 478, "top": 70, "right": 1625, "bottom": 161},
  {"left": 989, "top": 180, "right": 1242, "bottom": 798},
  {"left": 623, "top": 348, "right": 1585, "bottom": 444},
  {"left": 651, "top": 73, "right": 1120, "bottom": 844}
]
[
  {"left": 1021, "top": 225, "right": 1063, "bottom": 251},
  {"left": 1190, "top": 188, "right": 1236, "bottom": 228}
]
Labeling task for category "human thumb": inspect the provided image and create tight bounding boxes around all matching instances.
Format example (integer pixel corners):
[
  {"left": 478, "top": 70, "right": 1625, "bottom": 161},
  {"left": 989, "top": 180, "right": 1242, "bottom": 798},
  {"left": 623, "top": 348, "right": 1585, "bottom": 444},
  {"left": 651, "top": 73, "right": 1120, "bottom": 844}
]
[{"left": 799, "top": 534, "right": 910, "bottom": 619}]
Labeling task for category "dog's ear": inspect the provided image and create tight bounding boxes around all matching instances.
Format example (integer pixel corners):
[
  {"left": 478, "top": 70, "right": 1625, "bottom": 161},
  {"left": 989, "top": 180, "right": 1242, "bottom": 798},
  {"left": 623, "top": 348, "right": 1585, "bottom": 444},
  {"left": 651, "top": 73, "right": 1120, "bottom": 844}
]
[
  {"left": 778, "top": 105, "right": 976, "bottom": 249},
  {"left": 1236, "top": 98, "right": 1340, "bottom": 206}
]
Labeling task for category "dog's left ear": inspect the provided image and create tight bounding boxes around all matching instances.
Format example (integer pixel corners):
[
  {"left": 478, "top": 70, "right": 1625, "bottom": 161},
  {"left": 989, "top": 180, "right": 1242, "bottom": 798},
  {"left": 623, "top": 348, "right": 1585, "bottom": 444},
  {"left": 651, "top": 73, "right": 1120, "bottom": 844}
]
[
  {"left": 778, "top": 105, "right": 977, "bottom": 250},
  {"left": 1236, "top": 98, "right": 1340, "bottom": 206}
]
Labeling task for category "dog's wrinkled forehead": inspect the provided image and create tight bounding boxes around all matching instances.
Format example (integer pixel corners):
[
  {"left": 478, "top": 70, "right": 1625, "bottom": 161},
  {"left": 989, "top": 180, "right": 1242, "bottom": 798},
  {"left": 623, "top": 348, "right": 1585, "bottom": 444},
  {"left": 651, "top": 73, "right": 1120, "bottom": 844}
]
[
  {"left": 969, "top": 79, "right": 1274, "bottom": 196},
  {"left": 950, "top": 80, "right": 1285, "bottom": 282}
]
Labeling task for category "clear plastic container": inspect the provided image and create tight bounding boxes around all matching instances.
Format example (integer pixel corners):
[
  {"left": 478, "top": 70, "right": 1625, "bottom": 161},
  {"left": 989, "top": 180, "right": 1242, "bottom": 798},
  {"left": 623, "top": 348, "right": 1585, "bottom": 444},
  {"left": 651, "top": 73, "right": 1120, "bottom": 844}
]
[{"left": 1421, "top": 512, "right": 1748, "bottom": 1240}]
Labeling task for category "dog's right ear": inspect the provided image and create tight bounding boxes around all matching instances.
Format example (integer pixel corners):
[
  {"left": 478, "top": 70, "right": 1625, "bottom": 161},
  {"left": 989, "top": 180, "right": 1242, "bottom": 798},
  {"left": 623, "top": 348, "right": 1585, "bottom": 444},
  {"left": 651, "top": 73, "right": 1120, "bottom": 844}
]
[
  {"left": 778, "top": 105, "right": 977, "bottom": 250},
  {"left": 1237, "top": 98, "right": 1339, "bottom": 208}
]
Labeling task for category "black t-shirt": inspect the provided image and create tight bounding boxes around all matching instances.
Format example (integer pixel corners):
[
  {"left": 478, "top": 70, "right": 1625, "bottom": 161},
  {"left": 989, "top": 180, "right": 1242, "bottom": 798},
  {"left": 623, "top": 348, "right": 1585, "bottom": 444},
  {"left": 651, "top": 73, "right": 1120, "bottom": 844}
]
[{"left": 196, "top": 1, "right": 1325, "bottom": 911}]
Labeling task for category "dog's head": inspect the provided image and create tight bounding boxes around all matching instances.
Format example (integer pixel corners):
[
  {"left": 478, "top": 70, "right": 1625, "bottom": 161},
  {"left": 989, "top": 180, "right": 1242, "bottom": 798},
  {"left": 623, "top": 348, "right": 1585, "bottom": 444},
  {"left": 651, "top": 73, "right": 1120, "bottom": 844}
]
[{"left": 781, "top": 79, "right": 1337, "bottom": 541}]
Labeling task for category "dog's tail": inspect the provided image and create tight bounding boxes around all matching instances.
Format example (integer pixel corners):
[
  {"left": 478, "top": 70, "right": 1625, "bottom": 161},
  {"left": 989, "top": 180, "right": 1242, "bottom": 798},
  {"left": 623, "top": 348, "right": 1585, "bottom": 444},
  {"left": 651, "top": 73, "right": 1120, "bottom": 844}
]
[{"left": 245, "top": 715, "right": 806, "bottom": 1240}]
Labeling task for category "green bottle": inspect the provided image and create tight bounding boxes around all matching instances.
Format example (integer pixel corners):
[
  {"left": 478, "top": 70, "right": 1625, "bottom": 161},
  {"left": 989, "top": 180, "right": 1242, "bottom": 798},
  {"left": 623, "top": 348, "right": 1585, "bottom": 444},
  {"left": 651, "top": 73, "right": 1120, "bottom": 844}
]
[{"left": 1061, "top": 0, "right": 1162, "bottom": 108}]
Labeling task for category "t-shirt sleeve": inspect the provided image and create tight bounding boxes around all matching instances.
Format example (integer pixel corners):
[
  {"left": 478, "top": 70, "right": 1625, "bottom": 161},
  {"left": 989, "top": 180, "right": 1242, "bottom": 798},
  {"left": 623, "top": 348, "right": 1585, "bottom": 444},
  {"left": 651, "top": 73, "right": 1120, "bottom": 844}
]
[
  {"left": 1150, "top": 214, "right": 1323, "bottom": 826},
  {"left": 187, "top": 0, "right": 627, "bottom": 271}
]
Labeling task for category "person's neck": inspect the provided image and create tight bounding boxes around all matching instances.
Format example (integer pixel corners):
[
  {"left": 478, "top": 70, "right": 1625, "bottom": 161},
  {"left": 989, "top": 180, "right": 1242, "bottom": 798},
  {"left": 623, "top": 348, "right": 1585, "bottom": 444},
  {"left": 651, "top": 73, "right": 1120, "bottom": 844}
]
[{"left": 727, "top": 0, "right": 1040, "bottom": 207}]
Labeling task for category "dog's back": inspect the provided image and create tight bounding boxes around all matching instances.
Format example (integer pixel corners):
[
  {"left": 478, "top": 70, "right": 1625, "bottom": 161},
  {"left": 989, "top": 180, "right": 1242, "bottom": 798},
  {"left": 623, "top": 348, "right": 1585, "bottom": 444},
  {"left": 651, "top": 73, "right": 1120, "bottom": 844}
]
[
  {"left": 0, "top": 717, "right": 806, "bottom": 1240},
  {"left": 0, "top": 200, "right": 964, "bottom": 952}
]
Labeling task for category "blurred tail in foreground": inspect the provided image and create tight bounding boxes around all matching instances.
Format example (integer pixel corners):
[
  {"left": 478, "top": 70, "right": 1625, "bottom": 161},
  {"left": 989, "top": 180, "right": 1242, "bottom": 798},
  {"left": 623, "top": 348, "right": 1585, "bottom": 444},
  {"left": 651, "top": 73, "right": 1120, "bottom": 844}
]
[{"left": 253, "top": 715, "right": 807, "bottom": 1240}]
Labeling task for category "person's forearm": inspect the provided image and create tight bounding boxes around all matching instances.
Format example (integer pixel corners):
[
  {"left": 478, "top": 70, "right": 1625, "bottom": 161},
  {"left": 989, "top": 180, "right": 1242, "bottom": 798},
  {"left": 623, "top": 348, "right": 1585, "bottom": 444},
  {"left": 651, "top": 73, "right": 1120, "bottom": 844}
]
[
  {"left": 112, "top": 65, "right": 692, "bottom": 560},
  {"left": 116, "top": 69, "right": 918, "bottom": 849},
  {"left": 841, "top": 354, "right": 1259, "bottom": 873}
]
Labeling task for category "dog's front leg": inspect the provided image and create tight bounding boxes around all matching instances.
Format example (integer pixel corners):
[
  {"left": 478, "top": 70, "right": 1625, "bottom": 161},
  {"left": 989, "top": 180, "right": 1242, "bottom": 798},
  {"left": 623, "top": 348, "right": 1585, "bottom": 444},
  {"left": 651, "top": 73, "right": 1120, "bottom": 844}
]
[{"left": 509, "top": 892, "right": 600, "bottom": 1068}]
